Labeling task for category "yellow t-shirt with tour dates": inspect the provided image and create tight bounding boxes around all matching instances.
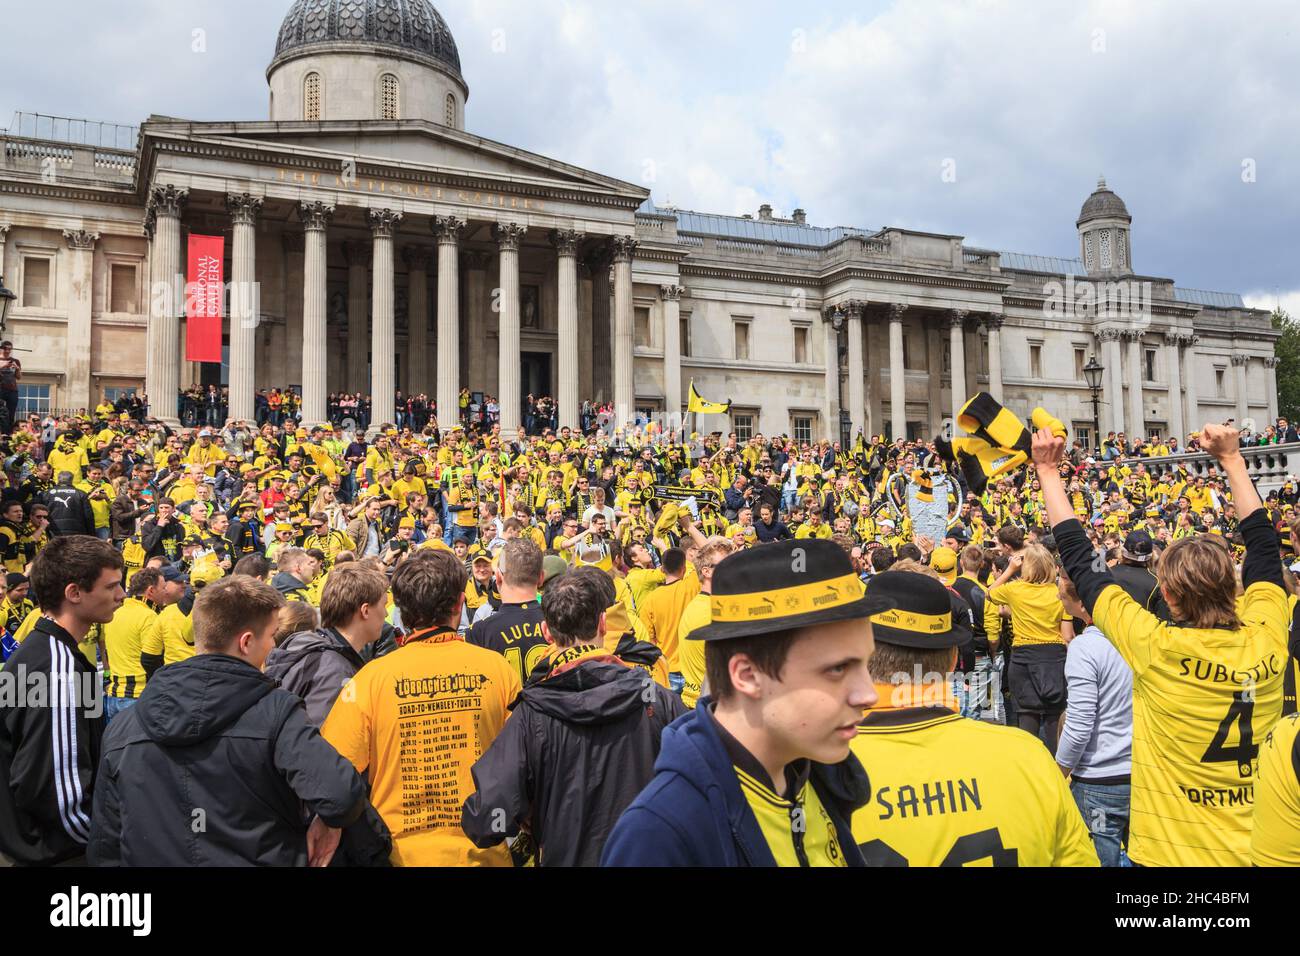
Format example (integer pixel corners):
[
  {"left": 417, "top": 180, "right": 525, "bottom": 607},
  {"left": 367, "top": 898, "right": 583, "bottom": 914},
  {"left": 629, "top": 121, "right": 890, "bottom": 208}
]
[{"left": 322, "top": 631, "right": 521, "bottom": 867}]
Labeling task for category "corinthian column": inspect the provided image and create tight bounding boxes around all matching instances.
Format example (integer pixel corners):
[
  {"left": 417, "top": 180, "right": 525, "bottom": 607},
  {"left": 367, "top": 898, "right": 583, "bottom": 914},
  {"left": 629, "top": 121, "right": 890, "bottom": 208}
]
[
  {"left": 369, "top": 208, "right": 403, "bottom": 429},
  {"left": 1232, "top": 353, "right": 1250, "bottom": 426},
  {"left": 612, "top": 236, "right": 638, "bottom": 424},
  {"left": 1163, "top": 330, "right": 1184, "bottom": 443},
  {"left": 889, "top": 303, "right": 908, "bottom": 440},
  {"left": 948, "top": 310, "right": 968, "bottom": 425},
  {"left": 844, "top": 301, "right": 866, "bottom": 437},
  {"left": 146, "top": 185, "right": 187, "bottom": 425},
  {"left": 1182, "top": 335, "right": 1200, "bottom": 436},
  {"left": 298, "top": 201, "right": 333, "bottom": 423},
  {"left": 984, "top": 313, "right": 1004, "bottom": 404},
  {"left": 1125, "top": 329, "right": 1145, "bottom": 439},
  {"left": 494, "top": 222, "right": 526, "bottom": 434},
  {"left": 226, "top": 193, "right": 263, "bottom": 424},
  {"left": 1265, "top": 355, "right": 1280, "bottom": 424},
  {"left": 661, "top": 284, "right": 685, "bottom": 420},
  {"left": 552, "top": 229, "right": 584, "bottom": 430},
  {"left": 432, "top": 216, "right": 465, "bottom": 427}
]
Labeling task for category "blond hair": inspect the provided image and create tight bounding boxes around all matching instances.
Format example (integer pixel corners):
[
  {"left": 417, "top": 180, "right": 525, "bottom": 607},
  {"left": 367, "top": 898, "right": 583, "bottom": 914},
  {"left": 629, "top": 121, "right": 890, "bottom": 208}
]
[{"left": 1019, "top": 544, "right": 1057, "bottom": 585}]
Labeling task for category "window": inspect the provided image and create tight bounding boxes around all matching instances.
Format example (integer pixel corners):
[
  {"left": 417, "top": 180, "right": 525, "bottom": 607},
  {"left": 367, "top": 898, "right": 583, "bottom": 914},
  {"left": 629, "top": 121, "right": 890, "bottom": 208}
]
[
  {"left": 1144, "top": 348, "right": 1157, "bottom": 383},
  {"left": 635, "top": 307, "right": 651, "bottom": 348},
  {"left": 733, "top": 410, "right": 756, "bottom": 441},
  {"left": 379, "top": 73, "right": 400, "bottom": 120},
  {"left": 680, "top": 316, "right": 691, "bottom": 357},
  {"left": 1215, "top": 367, "right": 1226, "bottom": 397},
  {"left": 103, "top": 386, "right": 137, "bottom": 405},
  {"left": 22, "top": 257, "right": 50, "bottom": 308},
  {"left": 304, "top": 72, "right": 322, "bottom": 120},
  {"left": 1074, "top": 423, "right": 1092, "bottom": 450},
  {"left": 17, "top": 384, "right": 50, "bottom": 415},
  {"left": 1030, "top": 344, "right": 1042, "bottom": 379},
  {"left": 109, "top": 263, "right": 138, "bottom": 313},
  {"left": 793, "top": 326, "right": 808, "bottom": 364},
  {"left": 792, "top": 415, "right": 814, "bottom": 444},
  {"left": 445, "top": 93, "right": 456, "bottom": 126},
  {"left": 1074, "top": 348, "right": 1086, "bottom": 380},
  {"left": 734, "top": 321, "right": 750, "bottom": 361}
]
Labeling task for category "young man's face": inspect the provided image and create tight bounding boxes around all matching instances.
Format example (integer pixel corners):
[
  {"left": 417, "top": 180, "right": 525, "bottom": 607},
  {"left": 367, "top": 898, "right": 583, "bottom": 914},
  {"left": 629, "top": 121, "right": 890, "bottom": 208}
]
[
  {"left": 69, "top": 566, "right": 126, "bottom": 625},
  {"left": 740, "top": 619, "right": 878, "bottom": 766}
]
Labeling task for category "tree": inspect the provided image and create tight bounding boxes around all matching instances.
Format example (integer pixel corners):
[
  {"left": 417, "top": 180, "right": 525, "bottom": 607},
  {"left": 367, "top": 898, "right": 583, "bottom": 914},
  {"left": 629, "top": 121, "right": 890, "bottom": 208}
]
[{"left": 1272, "top": 309, "right": 1300, "bottom": 423}]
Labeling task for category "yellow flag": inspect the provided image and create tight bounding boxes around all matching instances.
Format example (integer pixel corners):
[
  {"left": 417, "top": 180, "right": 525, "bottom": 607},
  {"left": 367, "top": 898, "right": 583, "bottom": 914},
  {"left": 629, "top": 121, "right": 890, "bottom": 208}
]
[{"left": 687, "top": 381, "right": 731, "bottom": 415}]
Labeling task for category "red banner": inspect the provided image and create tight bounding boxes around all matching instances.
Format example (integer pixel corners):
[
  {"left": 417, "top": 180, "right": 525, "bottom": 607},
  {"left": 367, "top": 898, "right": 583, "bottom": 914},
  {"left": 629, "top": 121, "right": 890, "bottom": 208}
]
[{"left": 185, "top": 234, "right": 224, "bottom": 363}]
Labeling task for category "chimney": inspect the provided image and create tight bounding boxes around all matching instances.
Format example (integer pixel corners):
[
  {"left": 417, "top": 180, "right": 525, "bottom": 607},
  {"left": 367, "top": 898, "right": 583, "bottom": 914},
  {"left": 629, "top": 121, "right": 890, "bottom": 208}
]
[
  {"left": 758, "top": 204, "right": 773, "bottom": 221},
  {"left": 792, "top": 208, "right": 806, "bottom": 224}
]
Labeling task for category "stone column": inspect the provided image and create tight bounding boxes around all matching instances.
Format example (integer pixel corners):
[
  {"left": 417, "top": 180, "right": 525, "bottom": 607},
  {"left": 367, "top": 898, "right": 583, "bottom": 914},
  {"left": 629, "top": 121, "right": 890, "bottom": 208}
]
[
  {"left": 298, "top": 201, "right": 333, "bottom": 424},
  {"left": 586, "top": 247, "right": 613, "bottom": 402},
  {"left": 0, "top": 224, "right": 9, "bottom": 281},
  {"left": 823, "top": 310, "right": 840, "bottom": 441},
  {"left": 889, "top": 303, "right": 908, "bottom": 440},
  {"left": 1125, "top": 329, "right": 1144, "bottom": 439},
  {"left": 1265, "top": 356, "right": 1280, "bottom": 425},
  {"left": 612, "top": 236, "right": 638, "bottom": 424},
  {"left": 145, "top": 185, "right": 187, "bottom": 425},
  {"left": 660, "top": 283, "right": 684, "bottom": 421},
  {"left": 1099, "top": 328, "right": 1125, "bottom": 437},
  {"left": 1182, "top": 335, "right": 1201, "bottom": 436},
  {"left": 494, "top": 222, "right": 526, "bottom": 433},
  {"left": 552, "top": 229, "right": 584, "bottom": 430},
  {"left": 947, "top": 309, "right": 968, "bottom": 426},
  {"left": 281, "top": 232, "right": 305, "bottom": 395},
  {"left": 984, "top": 313, "right": 1004, "bottom": 404},
  {"left": 843, "top": 301, "right": 866, "bottom": 438},
  {"left": 368, "top": 208, "right": 403, "bottom": 428},
  {"left": 1163, "top": 330, "right": 1185, "bottom": 444},
  {"left": 403, "top": 246, "right": 432, "bottom": 397},
  {"left": 62, "top": 229, "right": 98, "bottom": 411},
  {"left": 343, "top": 241, "right": 370, "bottom": 395},
  {"left": 226, "top": 193, "right": 262, "bottom": 424},
  {"left": 1232, "top": 353, "right": 1249, "bottom": 425}
]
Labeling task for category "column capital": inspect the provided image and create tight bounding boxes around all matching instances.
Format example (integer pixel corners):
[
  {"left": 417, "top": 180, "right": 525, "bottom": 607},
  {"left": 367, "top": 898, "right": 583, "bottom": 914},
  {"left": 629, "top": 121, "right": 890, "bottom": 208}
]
[
  {"left": 1095, "top": 326, "right": 1123, "bottom": 343},
  {"left": 342, "top": 240, "right": 371, "bottom": 268},
  {"left": 62, "top": 229, "right": 99, "bottom": 251},
  {"left": 981, "top": 312, "right": 1003, "bottom": 332},
  {"left": 611, "top": 235, "right": 639, "bottom": 264},
  {"left": 147, "top": 184, "right": 188, "bottom": 220},
  {"left": 1122, "top": 328, "right": 1144, "bottom": 343},
  {"left": 226, "top": 193, "right": 264, "bottom": 227},
  {"left": 0, "top": 223, "right": 9, "bottom": 238},
  {"left": 550, "top": 228, "right": 585, "bottom": 257},
  {"left": 297, "top": 200, "right": 335, "bottom": 232},
  {"left": 493, "top": 222, "right": 527, "bottom": 251},
  {"left": 368, "top": 207, "right": 403, "bottom": 238},
  {"left": 1230, "top": 353, "right": 1250, "bottom": 367},
  {"left": 462, "top": 250, "right": 491, "bottom": 271},
  {"left": 432, "top": 215, "right": 465, "bottom": 245},
  {"left": 1162, "top": 329, "right": 1182, "bottom": 346},
  {"left": 1182, "top": 333, "right": 1200, "bottom": 347},
  {"left": 840, "top": 299, "right": 865, "bottom": 319},
  {"left": 402, "top": 246, "right": 433, "bottom": 272},
  {"left": 946, "top": 308, "right": 969, "bottom": 330},
  {"left": 1264, "top": 355, "right": 1280, "bottom": 369},
  {"left": 889, "top": 302, "right": 909, "bottom": 323},
  {"left": 660, "top": 284, "right": 686, "bottom": 302}
]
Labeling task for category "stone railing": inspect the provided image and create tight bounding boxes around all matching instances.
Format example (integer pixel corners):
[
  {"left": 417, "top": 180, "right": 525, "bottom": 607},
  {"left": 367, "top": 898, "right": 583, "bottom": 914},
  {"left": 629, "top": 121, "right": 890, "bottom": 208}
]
[
  {"left": 1118, "top": 442, "right": 1300, "bottom": 494},
  {"left": 1, "top": 137, "right": 135, "bottom": 181}
]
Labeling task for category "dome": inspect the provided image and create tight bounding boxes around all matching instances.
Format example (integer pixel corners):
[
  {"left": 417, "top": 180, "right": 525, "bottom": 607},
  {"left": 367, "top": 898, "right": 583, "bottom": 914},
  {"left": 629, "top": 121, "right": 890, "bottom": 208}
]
[
  {"left": 270, "top": 0, "right": 463, "bottom": 81},
  {"left": 1077, "top": 176, "right": 1131, "bottom": 225}
]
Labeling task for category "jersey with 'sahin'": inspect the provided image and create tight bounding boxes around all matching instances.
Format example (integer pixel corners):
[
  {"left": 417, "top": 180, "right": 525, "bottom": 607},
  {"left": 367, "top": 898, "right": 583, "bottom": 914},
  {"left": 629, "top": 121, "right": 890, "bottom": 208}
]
[{"left": 850, "top": 705, "right": 1098, "bottom": 867}]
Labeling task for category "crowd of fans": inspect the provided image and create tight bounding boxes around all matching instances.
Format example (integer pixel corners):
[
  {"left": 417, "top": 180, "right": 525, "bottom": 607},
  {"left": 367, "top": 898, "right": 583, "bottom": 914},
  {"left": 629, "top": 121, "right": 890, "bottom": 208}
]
[{"left": 0, "top": 390, "right": 1294, "bottom": 869}]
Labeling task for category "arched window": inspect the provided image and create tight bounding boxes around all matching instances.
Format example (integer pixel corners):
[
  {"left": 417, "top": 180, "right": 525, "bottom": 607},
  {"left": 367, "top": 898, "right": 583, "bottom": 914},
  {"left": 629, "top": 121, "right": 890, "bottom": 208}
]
[
  {"left": 444, "top": 93, "right": 456, "bottom": 127},
  {"left": 304, "top": 72, "right": 321, "bottom": 121},
  {"left": 379, "top": 73, "right": 400, "bottom": 120}
]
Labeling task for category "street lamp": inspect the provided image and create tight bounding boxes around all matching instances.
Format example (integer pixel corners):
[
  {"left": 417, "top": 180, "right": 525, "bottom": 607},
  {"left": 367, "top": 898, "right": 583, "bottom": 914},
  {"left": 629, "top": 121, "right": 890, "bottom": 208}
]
[
  {"left": 1083, "top": 355, "right": 1105, "bottom": 452},
  {"left": 0, "top": 275, "right": 15, "bottom": 336}
]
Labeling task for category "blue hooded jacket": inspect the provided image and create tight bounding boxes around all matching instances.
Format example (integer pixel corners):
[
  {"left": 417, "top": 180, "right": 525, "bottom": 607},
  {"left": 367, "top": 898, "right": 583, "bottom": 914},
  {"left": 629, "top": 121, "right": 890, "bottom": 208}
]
[{"left": 600, "top": 698, "right": 870, "bottom": 867}]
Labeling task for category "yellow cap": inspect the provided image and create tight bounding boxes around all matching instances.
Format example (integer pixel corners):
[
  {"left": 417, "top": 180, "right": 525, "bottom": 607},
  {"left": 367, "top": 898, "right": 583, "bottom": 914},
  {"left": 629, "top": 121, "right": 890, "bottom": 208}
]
[
  {"left": 929, "top": 546, "right": 958, "bottom": 586},
  {"left": 275, "top": 523, "right": 293, "bottom": 534},
  {"left": 398, "top": 516, "right": 416, "bottom": 530}
]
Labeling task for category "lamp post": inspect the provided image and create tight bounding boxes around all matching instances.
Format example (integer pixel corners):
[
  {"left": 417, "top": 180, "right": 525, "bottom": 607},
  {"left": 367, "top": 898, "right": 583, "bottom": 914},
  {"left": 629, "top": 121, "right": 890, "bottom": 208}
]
[{"left": 1083, "top": 355, "right": 1105, "bottom": 453}]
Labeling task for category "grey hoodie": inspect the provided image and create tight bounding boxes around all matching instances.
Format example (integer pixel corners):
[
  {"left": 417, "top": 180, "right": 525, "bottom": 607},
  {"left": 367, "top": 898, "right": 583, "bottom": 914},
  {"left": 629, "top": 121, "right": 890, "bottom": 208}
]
[{"left": 264, "top": 628, "right": 366, "bottom": 726}]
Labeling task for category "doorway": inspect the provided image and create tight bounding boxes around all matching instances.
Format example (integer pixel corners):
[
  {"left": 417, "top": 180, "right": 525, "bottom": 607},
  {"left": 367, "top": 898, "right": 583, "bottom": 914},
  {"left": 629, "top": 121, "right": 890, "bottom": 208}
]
[{"left": 521, "top": 351, "right": 552, "bottom": 400}]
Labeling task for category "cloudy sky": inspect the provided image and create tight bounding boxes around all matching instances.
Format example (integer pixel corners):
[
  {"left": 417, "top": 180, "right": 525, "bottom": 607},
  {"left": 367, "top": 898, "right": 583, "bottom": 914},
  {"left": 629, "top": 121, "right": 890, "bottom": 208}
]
[{"left": 5, "top": 0, "right": 1297, "bottom": 309}]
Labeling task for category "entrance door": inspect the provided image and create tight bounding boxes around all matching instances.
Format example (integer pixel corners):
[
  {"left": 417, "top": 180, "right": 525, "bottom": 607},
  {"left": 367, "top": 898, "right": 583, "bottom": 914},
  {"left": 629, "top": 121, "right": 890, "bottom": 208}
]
[{"left": 521, "top": 352, "right": 552, "bottom": 400}]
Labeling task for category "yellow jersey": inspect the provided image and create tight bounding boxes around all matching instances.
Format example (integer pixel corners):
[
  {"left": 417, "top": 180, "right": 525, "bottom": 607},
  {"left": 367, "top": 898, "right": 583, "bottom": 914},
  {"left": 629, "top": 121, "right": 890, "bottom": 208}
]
[
  {"left": 851, "top": 689, "right": 1098, "bottom": 867},
  {"left": 321, "top": 630, "right": 521, "bottom": 866},
  {"left": 986, "top": 580, "right": 1067, "bottom": 648},
  {"left": 157, "top": 601, "right": 196, "bottom": 665},
  {"left": 676, "top": 592, "right": 712, "bottom": 709},
  {"left": 101, "top": 598, "right": 164, "bottom": 699},
  {"left": 638, "top": 576, "right": 700, "bottom": 673},
  {"left": 1251, "top": 711, "right": 1300, "bottom": 866}
]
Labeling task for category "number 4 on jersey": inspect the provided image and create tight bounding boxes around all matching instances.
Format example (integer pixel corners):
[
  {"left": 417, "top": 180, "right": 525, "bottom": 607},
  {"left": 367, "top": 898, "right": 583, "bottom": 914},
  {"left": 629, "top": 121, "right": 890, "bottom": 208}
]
[{"left": 1200, "top": 691, "right": 1257, "bottom": 778}]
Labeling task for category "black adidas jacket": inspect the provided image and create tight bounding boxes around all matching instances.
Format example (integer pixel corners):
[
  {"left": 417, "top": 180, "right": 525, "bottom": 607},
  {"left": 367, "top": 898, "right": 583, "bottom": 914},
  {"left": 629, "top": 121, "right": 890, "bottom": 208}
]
[
  {"left": 0, "top": 617, "right": 102, "bottom": 865},
  {"left": 87, "top": 653, "right": 390, "bottom": 866}
]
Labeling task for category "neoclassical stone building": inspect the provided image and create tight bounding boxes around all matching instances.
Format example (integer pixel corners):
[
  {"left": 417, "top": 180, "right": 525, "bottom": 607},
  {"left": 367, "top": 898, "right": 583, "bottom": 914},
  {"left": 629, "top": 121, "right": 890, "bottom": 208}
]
[{"left": 0, "top": 0, "right": 1278, "bottom": 441}]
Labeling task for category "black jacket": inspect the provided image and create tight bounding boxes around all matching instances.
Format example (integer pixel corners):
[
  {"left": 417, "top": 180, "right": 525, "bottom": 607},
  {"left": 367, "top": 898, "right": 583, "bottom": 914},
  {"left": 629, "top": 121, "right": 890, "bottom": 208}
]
[
  {"left": 87, "top": 654, "right": 390, "bottom": 866},
  {"left": 42, "top": 484, "right": 95, "bottom": 536},
  {"left": 1109, "top": 562, "right": 1172, "bottom": 622},
  {"left": 462, "top": 656, "right": 686, "bottom": 866},
  {"left": 264, "top": 628, "right": 366, "bottom": 726},
  {"left": 0, "top": 618, "right": 101, "bottom": 865}
]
